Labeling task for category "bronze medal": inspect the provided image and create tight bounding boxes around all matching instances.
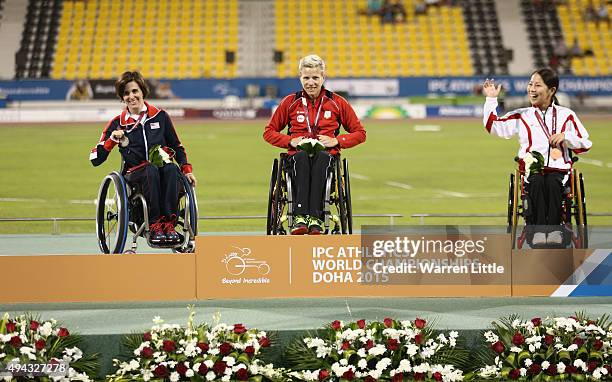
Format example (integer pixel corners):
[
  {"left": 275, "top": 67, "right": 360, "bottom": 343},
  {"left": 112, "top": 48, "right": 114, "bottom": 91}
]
[{"left": 550, "top": 148, "right": 562, "bottom": 160}]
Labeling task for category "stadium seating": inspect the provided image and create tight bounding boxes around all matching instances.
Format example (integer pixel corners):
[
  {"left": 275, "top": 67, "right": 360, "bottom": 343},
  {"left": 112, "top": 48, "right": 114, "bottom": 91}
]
[
  {"left": 520, "top": 0, "right": 563, "bottom": 70},
  {"left": 51, "top": 0, "right": 239, "bottom": 79},
  {"left": 557, "top": 0, "right": 611, "bottom": 75},
  {"left": 274, "top": 0, "right": 474, "bottom": 77},
  {"left": 463, "top": 0, "right": 509, "bottom": 75}
]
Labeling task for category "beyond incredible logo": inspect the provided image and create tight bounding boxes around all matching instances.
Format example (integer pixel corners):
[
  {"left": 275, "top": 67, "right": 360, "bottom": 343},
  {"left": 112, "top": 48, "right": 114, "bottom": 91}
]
[{"left": 221, "top": 247, "right": 271, "bottom": 285}]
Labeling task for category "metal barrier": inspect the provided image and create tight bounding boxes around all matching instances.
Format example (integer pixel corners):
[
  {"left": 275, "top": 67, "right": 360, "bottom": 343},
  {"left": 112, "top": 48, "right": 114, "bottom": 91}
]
[
  {"left": 411, "top": 212, "right": 612, "bottom": 225},
  {"left": 0, "top": 214, "right": 403, "bottom": 235}
]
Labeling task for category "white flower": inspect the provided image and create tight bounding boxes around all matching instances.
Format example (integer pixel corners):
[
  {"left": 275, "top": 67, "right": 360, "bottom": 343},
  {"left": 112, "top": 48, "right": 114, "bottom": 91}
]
[
  {"left": 368, "top": 344, "right": 387, "bottom": 356},
  {"left": 223, "top": 356, "right": 235, "bottom": 367},
  {"left": 169, "top": 371, "right": 180, "bottom": 382},
  {"left": 524, "top": 358, "right": 532, "bottom": 367},
  {"left": 397, "top": 359, "right": 412, "bottom": 373},
  {"left": 510, "top": 346, "right": 522, "bottom": 353},
  {"left": 39, "top": 322, "right": 54, "bottom": 337},
  {"left": 357, "top": 348, "right": 366, "bottom": 358},
  {"left": 520, "top": 368, "right": 527, "bottom": 377},
  {"left": 405, "top": 343, "right": 419, "bottom": 356},
  {"left": 557, "top": 361, "right": 566, "bottom": 374},
  {"left": 484, "top": 331, "right": 499, "bottom": 343},
  {"left": 541, "top": 361, "right": 550, "bottom": 369},
  {"left": 339, "top": 358, "right": 348, "bottom": 366},
  {"left": 205, "top": 371, "right": 216, "bottom": 381},
  {"left": 152, "top": 316, "right": 164, "bottom": 325},
  {"left": 375, "top": 357, "right": 391, "bottom": 371},
  {"left": 567, "top": 343, "right": 578, "bottom": 351}
]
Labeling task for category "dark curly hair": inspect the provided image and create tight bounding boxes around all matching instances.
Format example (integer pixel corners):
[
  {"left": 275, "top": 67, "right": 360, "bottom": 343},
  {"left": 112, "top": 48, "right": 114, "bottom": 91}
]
[{"left": 114, "top": 71, "right": 150, "bottom": 100}]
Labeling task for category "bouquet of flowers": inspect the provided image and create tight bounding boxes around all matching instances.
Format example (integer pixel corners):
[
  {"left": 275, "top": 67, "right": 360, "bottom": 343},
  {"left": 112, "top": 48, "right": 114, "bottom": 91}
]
[
  {"left": 297, "top": 138, "right": 326, "bottom": 157},
  {"left": 0, "top": 313, "right": 99, "bottom": 381},
  {"left": 468, "top": 313, "right": 611, "bottom": 381},
  {"left": 148, "top": 144, "right": 175, "bottom": 168},
  {"left": 286, "top": 318, "right": 466, "bottom": 381},
  {"left": 107, "top": 310, "right": 285, "bottom": 381},
  {"left": 522, "top": 151, "right": 544, "bottom": 181}
]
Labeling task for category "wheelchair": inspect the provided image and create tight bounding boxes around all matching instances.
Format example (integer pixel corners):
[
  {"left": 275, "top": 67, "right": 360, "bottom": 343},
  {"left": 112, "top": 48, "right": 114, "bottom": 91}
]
[
  {"left": 507, "top": 158, "right": 587, "bottom": 249},
  {"left": 95, "top": 168, "right": 198, "bottom": 254},
  {"left": 266, "top": 153, "right": 352, "bottom": 235}
]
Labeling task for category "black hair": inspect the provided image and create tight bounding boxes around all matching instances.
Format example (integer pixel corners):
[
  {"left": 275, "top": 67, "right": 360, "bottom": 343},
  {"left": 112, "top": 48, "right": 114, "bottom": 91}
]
[
  {"left": 532, "top": 67, "right": 560, "bottom": 106},
  {"left": 115, "top": 71, "right": 150, "bottom": 100}
]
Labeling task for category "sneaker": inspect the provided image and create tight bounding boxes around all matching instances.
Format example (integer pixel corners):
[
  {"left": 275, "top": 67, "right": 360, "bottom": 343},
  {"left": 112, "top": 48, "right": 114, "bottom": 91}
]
[
  {"left": 532, "top": 232, "right": 546, "bottom": 246},
  {"left": 150, "top": 218, "right": 166, "bottom": 244},
  {"left": 308, "top": 217, "right": 324, "bottom": 235},
  {"left": 163, "top": 214, "right": 181, "bottom": 243},
  {"left": 547, "top": 230, "right": 563, "bottom": 245},
  {"left": 291, "top": 215, "right": 308, "bottom": 235}
]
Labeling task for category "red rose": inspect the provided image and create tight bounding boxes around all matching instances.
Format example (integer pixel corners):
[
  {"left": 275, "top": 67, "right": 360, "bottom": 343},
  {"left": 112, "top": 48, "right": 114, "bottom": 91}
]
[
  {"left": 391, "top": 372, "right": 403, "bottom": 382},
  {"left": 197, "top": 341, "right": 209, "bottom": 353},
  {"left": 342, "top": 369, "right": 355, "bottom": 380},
  {"left": 30, "top": 320, "right": 40, "bottom": 331},
  {"left": 162, "top": 339, "right": 176, "bottom": 353},
  {"left": 414, "top": 372, "right": 425, "bottom": 380},
  {"left": 331, "top": 320, "right": 341, "bottom": 330},
  {"left": 574, "top": 337, "right": 584, "bottom": 347},
  {"left": 58, "top": 327, "right": 69, "bottom": 337},
  {"left": 365, "top": 339, "right": 374, "bottom": 350},
  {"left": 357, "top": 319, "right": 366, "bottom": 329},
  {"left": 318, "top": 369, "right": 330, "bottom": 381},
  {"left": 9, "top": 336, "right": 22, "bottom": 347},
  {"left": 233, "top": 324, "right": 247, "bottom": 334},
  {"left": 219, "top": 342, "right": 233, "bottom": 355},
  {"left": 546, "top": 364, "right": 557, "bottom": 376},
  {"left": 198, "top": 363, "right": 208, "bottom": 375},
  {"left": 364, "top": 376, "right": 376, "bottom": 382},
  {"left": 143, "top": 332, "right": 152, "bottom": 341},
  {"left": 341, "top": 341, "right": 351, "bottom": 350},
  {"left": 35, "top": 339, "right": 46, "bottom": 351},
  {"left": 6, "top": 322, "right": 16, "bottom": 333},
  {"left": 491, "top": 341, "right": 505, "bottom": 354},
  {"left": 544, "top": 335, "right": 554, "bottom": 346},
  {"left": 213, "top": 360, "right": 227, "bottom": 375},
  {"left": 594, "top": 340, "right": 604, "bottom": 351},
  {"left": 512, "top": 332, "right": 525, "bottom": 346},
  {"left": 588, "top": 361, "right": 598, "bottom": 372},
  {"left": 509, "top": 368, "right": 521, "bottom": 379},
  {"left": 433, "top": 372, "right": 442, "bottom": 381},
  {"left": 415, "top": 318, "right": 426, "bottom": 329},
  {"left": 387, "top": 338, "right": 399, "bottom": 351},
  {"left": 140, "top": 346, "right": 153, "bottom": 358},
  {"left": 565, "top": 365, "right": 577, "bottom": 374},
  {"left": 414, "top": 333, "right": 424, "bottom": 345},
  {"left": 531, "top": 317, "right": 541, "bottom": 327},
  {"left": 587, "top": 320, "right": 596, "bottom": 325},
  {"left": 153, "top": 365, "right": 168, "bottom": 378},
  {"left": 383, "top": 317, "right": 393, "bottom": 328},
  {"left": 529, "top": 363, "right": 542, "bottom": 375},
  {"left": 176, "top": 362, "right": 188, "bottom": 376},
  {"left": 236, "top": 368, "right": 249, "bottom": 381},
  {"left": 245, "top": 345, "right": 255, "bottom": 357},
  {"left": 259, "top": 336, "right": 271, "bottom": 347}
]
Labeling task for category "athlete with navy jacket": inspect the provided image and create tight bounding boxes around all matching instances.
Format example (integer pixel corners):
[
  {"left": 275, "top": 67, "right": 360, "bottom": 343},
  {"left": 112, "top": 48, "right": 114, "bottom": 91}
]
[
  {"left": 264, "top": 55, "right": 366, "bottom": 235},
  {"left": 90, "top": 71, "right": 196, "bottom": 245},
  {"left": 482, "top": 68, "right": 591, "bottom": 246}
]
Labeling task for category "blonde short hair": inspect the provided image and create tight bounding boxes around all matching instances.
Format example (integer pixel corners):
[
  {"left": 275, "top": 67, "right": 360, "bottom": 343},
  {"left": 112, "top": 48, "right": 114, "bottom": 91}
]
[{"left": 298, "top": 54, "right": 326, "bottom": 74}]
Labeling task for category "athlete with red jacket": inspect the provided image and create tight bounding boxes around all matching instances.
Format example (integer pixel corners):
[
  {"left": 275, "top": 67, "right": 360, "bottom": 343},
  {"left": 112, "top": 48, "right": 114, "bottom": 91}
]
[
  {"left": 264, "top": 55, "right": 366, "bottom": 235},
  {"left": 90, "top": 71, "right": 196, "bottom": 245}
]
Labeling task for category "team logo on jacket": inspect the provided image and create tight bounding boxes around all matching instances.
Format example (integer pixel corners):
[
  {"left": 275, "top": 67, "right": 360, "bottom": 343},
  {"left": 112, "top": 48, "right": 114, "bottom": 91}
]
[
  {"left": 297, "top": 115, "right": 305, "bottom": 123},
  {"left": 324, "top": 110, "right": 331, "bottom": 119},
  {"left": 150, "top": 122, "right": 160, "bottom": 129}
]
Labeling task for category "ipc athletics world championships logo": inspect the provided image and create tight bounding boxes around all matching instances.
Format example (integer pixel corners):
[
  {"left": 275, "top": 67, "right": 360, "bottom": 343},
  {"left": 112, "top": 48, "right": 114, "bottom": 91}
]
[{"left": 222, "top": 247, "right": 271, "bottom": 276}]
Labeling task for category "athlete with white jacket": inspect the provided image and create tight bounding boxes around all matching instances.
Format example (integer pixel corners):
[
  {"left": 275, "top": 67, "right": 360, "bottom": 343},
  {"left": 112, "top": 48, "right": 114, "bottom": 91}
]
[{"left": 482, "top": 68, "right": 592, "bottom": 246}]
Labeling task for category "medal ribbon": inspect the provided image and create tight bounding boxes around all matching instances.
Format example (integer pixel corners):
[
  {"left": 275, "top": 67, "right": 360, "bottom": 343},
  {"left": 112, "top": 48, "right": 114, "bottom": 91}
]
[
  {"left": 534, "top": 106, "right": 557, "bottom": 138},
  {"left": 302, "top": 96, "right": 324, "bottom": 137},
  {"left": 123, "top": 111, "right": 146, "bottom": 133}
]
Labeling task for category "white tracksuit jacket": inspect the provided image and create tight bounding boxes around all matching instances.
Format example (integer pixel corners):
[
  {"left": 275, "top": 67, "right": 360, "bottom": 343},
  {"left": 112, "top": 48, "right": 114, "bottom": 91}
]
[{"left": 483, "top": 97, "right": 592, "bottom": 171}]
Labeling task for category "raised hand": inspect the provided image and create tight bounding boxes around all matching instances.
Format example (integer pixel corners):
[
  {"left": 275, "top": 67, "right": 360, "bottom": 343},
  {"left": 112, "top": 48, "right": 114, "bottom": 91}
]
[{"left": 483, "top": 79, "right": 502, "bottom": 98}]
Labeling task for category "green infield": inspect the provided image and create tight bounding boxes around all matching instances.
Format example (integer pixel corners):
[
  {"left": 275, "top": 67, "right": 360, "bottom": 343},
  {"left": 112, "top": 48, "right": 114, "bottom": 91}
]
[{"left": 0, "top": 117, "right": 610, "bottom": 234}]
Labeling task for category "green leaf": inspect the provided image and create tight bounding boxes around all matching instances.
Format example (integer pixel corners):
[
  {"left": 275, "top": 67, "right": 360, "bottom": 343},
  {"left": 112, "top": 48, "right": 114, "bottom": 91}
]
[
  {"left": 589, "top": 350, "right": 603, "bottom": 362},
  {"left": 518, "top": 350, "right": 531, "bottom": 364}
]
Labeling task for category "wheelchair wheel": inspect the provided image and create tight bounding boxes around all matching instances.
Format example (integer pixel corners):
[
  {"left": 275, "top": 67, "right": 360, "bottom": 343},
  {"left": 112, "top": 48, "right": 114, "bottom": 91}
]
[
  {"left": 335, "top": 158, "right": 348, "bottom": 234},
  {"left": 266, "top": 159, "right": 278, "bottom": 235},
  {"left": 174, "top": 174, "right": 198, "bottom": 253},
  {"left": 574, "top": 170, "right": 588, "bottom": 248},
  {"left": 96, "top": 172, "right": 129, "bottom": 254},
  {"left": 343, "top": 158, "right": 353, "bottom": 234},
  {"left": 507, "top": 170, "right": 521, "bottom": 249}
]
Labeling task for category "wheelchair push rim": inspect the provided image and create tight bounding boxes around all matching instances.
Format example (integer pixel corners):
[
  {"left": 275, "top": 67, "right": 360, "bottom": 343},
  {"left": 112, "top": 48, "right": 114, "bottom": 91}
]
[{"left": 96, "top": 172, "right": 129, "bottom": 254}]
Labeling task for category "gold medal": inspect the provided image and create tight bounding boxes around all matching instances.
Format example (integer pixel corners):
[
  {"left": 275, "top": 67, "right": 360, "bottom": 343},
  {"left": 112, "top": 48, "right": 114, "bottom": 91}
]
[{"left": 550, "top": 148, "right": 562, "bottom": 160}]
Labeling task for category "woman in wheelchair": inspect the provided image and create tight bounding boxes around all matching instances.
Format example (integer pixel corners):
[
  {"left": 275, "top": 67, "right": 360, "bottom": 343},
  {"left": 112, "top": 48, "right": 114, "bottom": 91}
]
[
  {"left": 90, "top": 71, "right": 196, "bottom": 245},
  {"left": 264, "top": 54, "right": 366, "bottom": 235},
  {"left": 482, "top": 68, "right": 591, "bottom": 246}
]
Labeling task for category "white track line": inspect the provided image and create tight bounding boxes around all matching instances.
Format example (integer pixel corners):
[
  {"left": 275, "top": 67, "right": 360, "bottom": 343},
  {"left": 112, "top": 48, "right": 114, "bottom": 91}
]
[
  {"left": 385, "top": 181, "right": 413, "bottom": 190},
  {"left": 0, "top": 197, "right": 46, "bottom": 202},
  {"left": 579, "top": 158, "right": 603, "bottom": 167},
  {"left": 350, "top": 173, "right": 371, "bottom": 181},
  {"left": 434, "top": 189, "right": 469, "bottom": 198}
]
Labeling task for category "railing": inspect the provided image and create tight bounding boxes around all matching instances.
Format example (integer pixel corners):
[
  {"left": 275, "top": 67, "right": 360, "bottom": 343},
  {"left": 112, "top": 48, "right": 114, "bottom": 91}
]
[
  {"left": 0, "top": 214, "right": 403, "bottom": 235},
  {"left": 411, "top": 213, "right": 612, "bottom": 225}
]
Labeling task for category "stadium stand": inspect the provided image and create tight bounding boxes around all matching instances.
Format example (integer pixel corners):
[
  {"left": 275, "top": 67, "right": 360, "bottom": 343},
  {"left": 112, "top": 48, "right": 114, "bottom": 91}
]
[
  {"left": 462, "top": 0, "right": 509, "bottom": 75},
  {"left": 557, "top": 0, "right": 611, "bottom": 75},
  {"left": 274, "top": 0, "right": 473, "bottom": 77},
  {"left": 520, "top": 0, "right": 563, "bottom": 70},
  {"left": 51, "top": 0, "right": 239, "bottom": 79},
  {"left": 14, "top": 0, "right": 61, "bottom": 79}
]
